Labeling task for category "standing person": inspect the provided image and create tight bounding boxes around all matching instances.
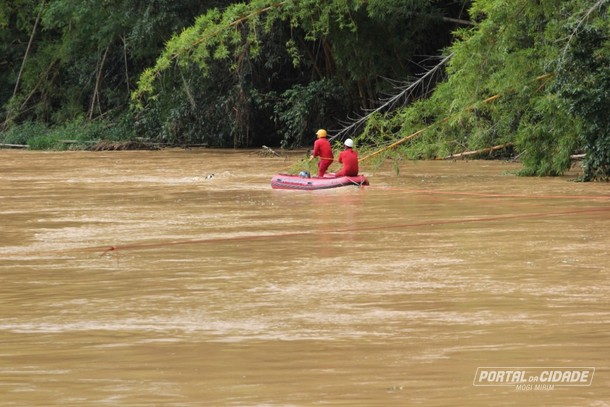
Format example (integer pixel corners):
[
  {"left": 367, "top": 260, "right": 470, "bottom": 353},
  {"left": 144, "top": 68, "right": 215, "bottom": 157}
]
[
  {"left": 310, "top": 129, "right": 334, "bottom": 177},
  {"left": 335, "top": 138, "right": 359, "bottom": 177}
]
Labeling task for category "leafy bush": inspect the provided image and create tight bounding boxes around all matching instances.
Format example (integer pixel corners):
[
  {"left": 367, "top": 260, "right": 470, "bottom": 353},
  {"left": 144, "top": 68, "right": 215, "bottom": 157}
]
[
  {"left": 0, "top": 121, "right": 48, "bottom": 146},
  {"left": 274, "top": 78, "right": 347, "bottom": 148},
  {"left": 554, "top": 19, "right": 610, "bottom": 180},
  {"left": 0, "top": 116, "right": 136, "bottom": 149},
  {"left": 516, "top": 94, "right": 580, "bottom": 176},
  {"left": 359, "top": 0, "right": 607, "bottom": 180},
  {"left": 26, "top": 132, "right": 65, "bottom": 150}
]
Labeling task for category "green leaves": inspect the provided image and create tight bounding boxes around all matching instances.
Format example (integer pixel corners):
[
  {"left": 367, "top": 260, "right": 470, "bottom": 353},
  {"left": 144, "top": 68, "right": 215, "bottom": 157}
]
[
  {"left": 1, "top": 0, "right": 219, "bottom": 128},
  {"left": 370, "top": 0, "right": 608, "bottom": 178},
  {"left": 553, "top": 3, "right": 610, "bottom": 180},
  {"left": 273, "top": 78, "right": 347, "bottom": 148},
  {"left": 128, "top": 0, "right": 454, "bottom": 147}
]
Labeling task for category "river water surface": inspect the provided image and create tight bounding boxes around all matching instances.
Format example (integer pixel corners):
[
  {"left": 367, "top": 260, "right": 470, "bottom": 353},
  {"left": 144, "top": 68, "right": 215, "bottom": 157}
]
[{"left": 1, "top": 150, "right": 609, "bottom": 406}]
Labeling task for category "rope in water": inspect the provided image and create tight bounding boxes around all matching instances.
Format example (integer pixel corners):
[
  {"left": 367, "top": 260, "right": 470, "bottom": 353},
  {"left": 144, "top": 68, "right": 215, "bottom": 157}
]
[{"left": 59, "top": 205, "right": 609, "bottom": 257}]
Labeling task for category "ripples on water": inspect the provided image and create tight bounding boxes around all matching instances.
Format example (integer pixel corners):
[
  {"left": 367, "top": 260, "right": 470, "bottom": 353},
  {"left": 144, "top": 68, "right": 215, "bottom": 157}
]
[{"left": 1, "top": 151, "right": 609, "bottom": 406}]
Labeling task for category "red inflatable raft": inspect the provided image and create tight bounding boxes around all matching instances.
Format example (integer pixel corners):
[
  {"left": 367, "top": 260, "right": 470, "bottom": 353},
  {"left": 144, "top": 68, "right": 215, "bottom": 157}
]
[{"left": 271, "top": 173, "right": 369, "bottom": 190}]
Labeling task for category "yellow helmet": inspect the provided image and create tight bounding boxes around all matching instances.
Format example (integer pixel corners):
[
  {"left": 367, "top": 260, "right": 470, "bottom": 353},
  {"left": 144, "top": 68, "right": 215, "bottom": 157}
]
[{"left": 316, "top": 129, "right": 327, "bottom": 138}]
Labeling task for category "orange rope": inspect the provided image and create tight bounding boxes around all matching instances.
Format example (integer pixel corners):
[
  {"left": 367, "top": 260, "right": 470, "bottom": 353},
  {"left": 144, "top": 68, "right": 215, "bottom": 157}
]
[
  {"left": 277, "top": 155, "right": 334, "bottom": 173},
  {"left": 59, "top": 206, "right": 610, "bottom": 256},
  {"left": 358, "top": 73, "right": 555, "bottom": 163},
  {"left": 359, "top": 118, "right": 449, "bottom": 163}
]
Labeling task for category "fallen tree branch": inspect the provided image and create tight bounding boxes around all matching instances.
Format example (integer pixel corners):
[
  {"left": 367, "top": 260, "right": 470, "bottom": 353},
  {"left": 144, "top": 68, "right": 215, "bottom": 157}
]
[
  {"left": 358, "top": 74, "right": 554, "bottom": 163},
  {"left": 444, "top": 143, "right": 514, "bottom": 159},
  {"left": 0, "top": 143, "right": 29, "bottom": 149},
  {"left": 332, "top": 53, "right": 453, "bottom": 141},
  {"left": 262, "top": 145, "right": 280, "bottom": 157}
]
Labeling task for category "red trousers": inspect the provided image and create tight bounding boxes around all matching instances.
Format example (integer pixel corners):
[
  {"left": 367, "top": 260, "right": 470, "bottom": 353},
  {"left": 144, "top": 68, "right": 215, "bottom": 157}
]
[{"left": 318, "top": 159, "right": 333, "bottom": 177}]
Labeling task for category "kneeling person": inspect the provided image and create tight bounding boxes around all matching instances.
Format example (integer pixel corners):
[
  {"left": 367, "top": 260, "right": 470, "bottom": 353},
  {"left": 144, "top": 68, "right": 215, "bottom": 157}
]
[{"left": 335, "top": 138, "right": 359, "bottom": 177}]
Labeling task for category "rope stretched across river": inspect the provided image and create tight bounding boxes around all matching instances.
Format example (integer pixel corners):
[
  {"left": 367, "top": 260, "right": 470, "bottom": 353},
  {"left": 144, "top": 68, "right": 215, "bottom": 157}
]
[
  {"left": 78, "top": 205, "right": 610, "bottom": 256},
  {"left": 357, "top": 74, "right": 554, "bottom": 163}
]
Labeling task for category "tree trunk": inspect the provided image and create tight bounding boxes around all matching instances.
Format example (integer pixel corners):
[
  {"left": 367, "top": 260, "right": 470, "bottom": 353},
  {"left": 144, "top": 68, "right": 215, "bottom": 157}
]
[
  {"left": 13, "top": 3, "right": 44, "bottom": 98},
  {"left": 122, "top": 35, "right": 130, "bottom": 97},
  {"left": 89, "top": 44, "right": 111, "bottom": 120},
  {"left": 444, "top": 143, "right": 514, "bottom": 159}
]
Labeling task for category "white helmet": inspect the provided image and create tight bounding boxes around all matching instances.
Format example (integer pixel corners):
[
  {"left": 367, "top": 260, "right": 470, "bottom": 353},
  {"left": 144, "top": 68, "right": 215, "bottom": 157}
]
[{"left": 344, "top": 138, "right": 354, "bottom": 148}]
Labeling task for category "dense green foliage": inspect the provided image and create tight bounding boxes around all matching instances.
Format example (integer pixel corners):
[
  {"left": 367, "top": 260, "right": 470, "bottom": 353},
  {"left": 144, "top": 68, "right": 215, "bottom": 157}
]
[
  {"left": 358, "top": 0, "right": 609, "bottom": 179},
  {"left": 0, "top": 0, "right": 464, "bottom": 148},
  {"left": 553, "top": 9, "right": 610, "bottom": 180},
  {"left": 1, "top": 0, "right": 228, "bottom": 145},
  {"left": 131, "top": 0, "right": 456, "bottom": 147},
  {"left": 1, "top": 0, "right": 609, "bottom": 179}
]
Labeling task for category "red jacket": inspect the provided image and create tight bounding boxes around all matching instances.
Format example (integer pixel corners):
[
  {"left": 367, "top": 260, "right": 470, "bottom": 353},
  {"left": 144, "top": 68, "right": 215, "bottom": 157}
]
[
  {"left": 313, "top": 138, "right": 333, "bottom": 162},
  {"left": 335, "top": 148, "right": 358, "bottom": 176}
]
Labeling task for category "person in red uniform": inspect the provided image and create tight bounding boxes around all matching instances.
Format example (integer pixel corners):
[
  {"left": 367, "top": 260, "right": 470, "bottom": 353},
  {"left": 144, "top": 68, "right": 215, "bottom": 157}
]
[
  {"left": 334, "top": 138, "right": 359, "bottom": 177},
  {"left": 309, "top": 129, "right": 334, "bottom": 177}
]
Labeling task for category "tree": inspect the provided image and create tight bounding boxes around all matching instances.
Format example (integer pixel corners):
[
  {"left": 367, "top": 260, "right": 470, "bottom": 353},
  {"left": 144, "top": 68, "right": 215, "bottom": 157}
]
[
  {"left": 1, "top": 0, "right": 219, "bottom": 132},
  {"left": 357, "top": 0, "right": 609, "bottom": 180},
  {"left": 2, "top": 0, "right": 464, "bottom": 147},
  {"left": 132, "top": 0, "right": 468, "bottom": 147},
  {"left": 553, "top": 1, "right": 610, "bottom": 180}
]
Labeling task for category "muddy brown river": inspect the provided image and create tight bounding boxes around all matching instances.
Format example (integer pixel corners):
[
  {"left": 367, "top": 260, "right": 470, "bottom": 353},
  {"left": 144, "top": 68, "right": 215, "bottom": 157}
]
[{"left": 1, "top": 150, "right": 609, "bottom": 406}]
